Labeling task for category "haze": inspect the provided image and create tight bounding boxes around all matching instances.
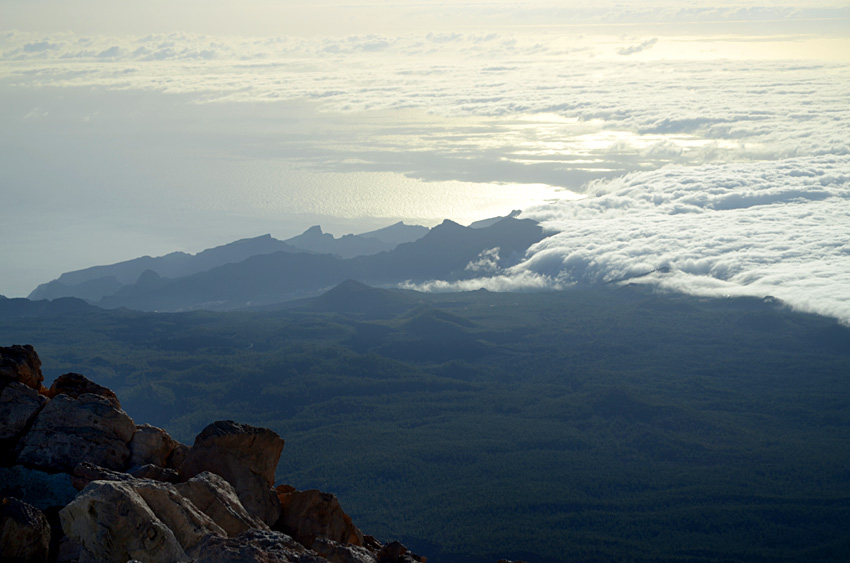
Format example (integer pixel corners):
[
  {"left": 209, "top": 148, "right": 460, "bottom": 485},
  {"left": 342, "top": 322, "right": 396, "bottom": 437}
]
[{"left": 1, "top": 0, "right": 848, "bottom": 322}]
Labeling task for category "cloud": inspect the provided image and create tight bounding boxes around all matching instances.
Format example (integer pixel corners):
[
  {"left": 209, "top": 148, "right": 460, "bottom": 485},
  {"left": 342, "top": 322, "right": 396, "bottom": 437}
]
[
  {"left": 425, "top": 155, "right": 850, "bottom": 323},
  {"left": 465, "top": 248, "right": 501, "bottom": 274},
  {"left": 23, "top": 40, "right": 59, "bottom": 53},
  {"left": 401, "top": 270, "right": 560, "bottom": 294},
  {"left": 2, "top": 22, "right": 848, "bottom": 313},
  {"left": 97, "top": 46, "right": 123, "bottom": 58},
  {"left": 617, "top": 37, "right": 658, "bottom": 55},
  {"left": 7, "top": 29, "right": 845, "bottom": 168}
]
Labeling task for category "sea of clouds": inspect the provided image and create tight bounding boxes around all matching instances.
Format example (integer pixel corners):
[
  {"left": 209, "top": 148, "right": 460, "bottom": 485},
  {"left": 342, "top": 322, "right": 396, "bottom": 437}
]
[
  {"left": 2, "top": 15, "right": 849, "bottom": 322},
  {"left": 410, "top": 155, "right": 850, "bottom": 323}
]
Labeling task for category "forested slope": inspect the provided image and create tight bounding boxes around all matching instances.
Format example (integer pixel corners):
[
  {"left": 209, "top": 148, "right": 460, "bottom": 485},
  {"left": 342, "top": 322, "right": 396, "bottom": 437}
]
[{"left": 2, "top": 284, "right": 849, "bottom": 562}]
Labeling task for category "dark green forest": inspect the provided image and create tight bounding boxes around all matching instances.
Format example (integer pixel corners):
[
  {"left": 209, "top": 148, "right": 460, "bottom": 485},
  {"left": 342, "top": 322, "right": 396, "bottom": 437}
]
[{"left": 2, "top": 283, "right": 849, "bottom": 562}]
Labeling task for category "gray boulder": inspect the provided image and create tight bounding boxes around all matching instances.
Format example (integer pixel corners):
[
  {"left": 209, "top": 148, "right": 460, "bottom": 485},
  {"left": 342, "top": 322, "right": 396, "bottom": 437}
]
[
  {"left": 61, "top": 479, "right": 188, "bottom": 563},
  {"left": 16, "top": 393, "right": 136, "bottom": 472},
  {"left": 176, "top": 471, "right": 267, "bottom": 537},
  {"left": 129, "top": 423, "right": 182, "bottom": 468},
  {"left": 132, "top": 478, "right": 226, "bottom": 552}
]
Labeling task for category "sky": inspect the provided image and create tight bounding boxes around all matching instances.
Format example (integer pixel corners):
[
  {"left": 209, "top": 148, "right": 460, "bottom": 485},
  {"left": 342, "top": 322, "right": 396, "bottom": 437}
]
[{"left": 1, "top": 1, "right": 849, "bottom": 322}]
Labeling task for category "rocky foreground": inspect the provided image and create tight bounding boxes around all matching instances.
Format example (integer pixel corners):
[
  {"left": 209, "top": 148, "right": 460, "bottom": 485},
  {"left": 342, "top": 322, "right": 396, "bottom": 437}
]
[{"left": 0, "top": 344, "right": 446, "bottom": 562}]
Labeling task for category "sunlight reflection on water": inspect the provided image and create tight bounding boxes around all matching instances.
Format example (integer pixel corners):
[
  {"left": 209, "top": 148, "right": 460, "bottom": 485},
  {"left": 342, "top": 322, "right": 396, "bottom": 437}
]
[{"left": 235, "top": 160, "right": 584, "bottom": 227}]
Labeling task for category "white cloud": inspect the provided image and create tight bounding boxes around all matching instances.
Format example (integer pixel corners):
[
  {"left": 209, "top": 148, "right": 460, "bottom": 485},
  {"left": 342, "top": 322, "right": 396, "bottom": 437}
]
[
  {"left": 465, "top": 248, "right": 502, "bottom": 274},
  {"left": 401, "top": 270, "right": 561, "bottom": 294},
  {"left": 402, "top": 154, "right": 849, "bottom": 324},
  {"left": 485, "top": 155, "right": 850, "bottom": 323},
  {"left": 3, "top": 30, "right": 846, "bottom": 168}
]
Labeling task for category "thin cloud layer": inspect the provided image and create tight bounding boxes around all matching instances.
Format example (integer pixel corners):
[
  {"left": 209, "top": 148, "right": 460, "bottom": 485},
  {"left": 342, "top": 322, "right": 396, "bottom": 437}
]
[{"left": 3, "top": 30, "right": 848, "bottom": 168}]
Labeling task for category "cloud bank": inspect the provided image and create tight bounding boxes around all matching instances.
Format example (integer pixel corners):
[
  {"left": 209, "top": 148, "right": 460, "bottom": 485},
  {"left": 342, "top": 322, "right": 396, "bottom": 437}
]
[{"left": 410, "top": 155, "right": 850, "bottom": 323}]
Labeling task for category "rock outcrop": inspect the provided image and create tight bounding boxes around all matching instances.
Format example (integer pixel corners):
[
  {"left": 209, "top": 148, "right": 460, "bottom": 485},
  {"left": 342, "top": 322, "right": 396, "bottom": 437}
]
[
  {"left": 46, "top": 372, "right": 121, "bottom": 407},
  {"left": 61, "top": 480, "right": 192, "bottom": 563},
  {"left": 179, "top": 420, "right": 285, "bottom": 526},
  {"left": 276, "top": 486, "right": 364, "bottom": 548},
  {"left": 175, "top": 471, "right": 267, "bottom": 537},
  {"left": 129, "top": 423, "right": 182, "bottom": 468},
  {"left": 0, "top": 345, "right": 44, "bottom": 392},
  {"left": 0, "top": 344, "right": 428, "bottom": 563},
  {"left": 16, "top": 392, "right": 136, "bottom": 473}
]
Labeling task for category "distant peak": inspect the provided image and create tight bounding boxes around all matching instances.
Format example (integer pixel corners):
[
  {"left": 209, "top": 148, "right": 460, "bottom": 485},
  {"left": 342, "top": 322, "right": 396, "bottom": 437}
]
[
  {"left": 437, "top": 219, "right": 463, "bottom": 228},
  {"left": 304, "top": 226, "right": 323, "bottom": 235}
]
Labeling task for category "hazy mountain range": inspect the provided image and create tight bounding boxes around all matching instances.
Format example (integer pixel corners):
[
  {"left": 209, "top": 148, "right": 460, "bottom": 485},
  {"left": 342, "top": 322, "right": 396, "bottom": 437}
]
[{"left": 27, "top": 214, "right": 543, "bottom": 312}]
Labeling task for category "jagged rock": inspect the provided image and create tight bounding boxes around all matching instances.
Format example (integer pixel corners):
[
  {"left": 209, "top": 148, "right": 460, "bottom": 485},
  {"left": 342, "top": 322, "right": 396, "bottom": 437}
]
[
  {"left": 313, "top": 538, "right": 377, "bottom": 563},
  {"left": 179, "top": 420, "right": 284, "bottom": 526},
  {"left": 67, "top": 470, "right": 222, "bottom": 549},
  {"left": 16, "top": 393, "right": 136, "bottom": 472},
  {"left": 0, "top": 466, "right": 77, "bottom": 510},
  {"left": 276, "top": 487, "right": 364, "bottom": 548},
  {"left": 130, "top": 423, "right": 180, "bottom": 467},
  {"left": 176, "top": 471, "right": 267, "bottom": 537},
  {"left": 129, "top": 463, "right": 180, "bottom": 483},
  {"left": 0, "top": 345, "right": 43, "bottom": 392},
  {"left": 61, "top": 480, "right": 189, "bottom": 563},
  {"left": 71, "top": 461, "right": 136, "bottom": 490},
  {"left": 0, "top": 497, "right": 51, "bottom": 563},
  {"left": 132, "top": 478, "right": 226, "bottom": 552},
  {"left": 0, "top": 381, "right": 46, "bottom": 442},
  {"left": 189, "top": 528, "right": 319, "bottom": 562},
  {"left": 47, "top": 372, "right": 121, "bottom": 408},
  {"left": 62, "top": 475, "right": 232, "bottom": 559}
]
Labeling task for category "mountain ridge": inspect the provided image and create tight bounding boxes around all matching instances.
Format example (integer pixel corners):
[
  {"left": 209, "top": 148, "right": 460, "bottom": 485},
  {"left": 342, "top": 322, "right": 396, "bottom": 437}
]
[
  {"left": 61, "top": 216, "right": 547, "bottom": 312},
  {"left": 27, "top": 222, "right": 433, "bottom": 304}
]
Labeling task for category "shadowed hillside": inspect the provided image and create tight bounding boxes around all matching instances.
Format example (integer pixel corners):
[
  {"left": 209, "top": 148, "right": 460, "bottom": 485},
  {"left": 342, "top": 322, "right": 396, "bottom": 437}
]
[{"left": 2, "top": 283, "right": 849, "bottom": 562}]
